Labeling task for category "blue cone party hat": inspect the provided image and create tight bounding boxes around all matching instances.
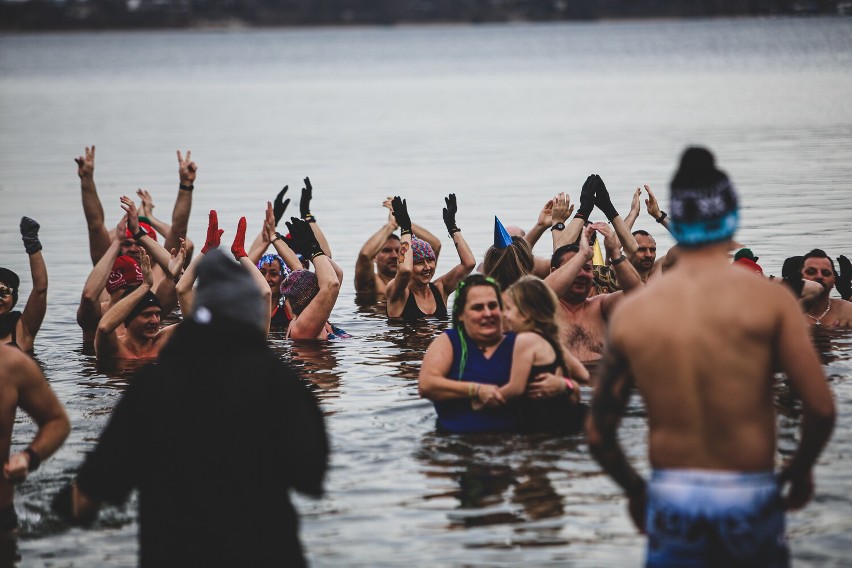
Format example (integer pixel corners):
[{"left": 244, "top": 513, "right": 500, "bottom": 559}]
[{"left": 493, "top": 216, "right": 512, "bottom": 249}]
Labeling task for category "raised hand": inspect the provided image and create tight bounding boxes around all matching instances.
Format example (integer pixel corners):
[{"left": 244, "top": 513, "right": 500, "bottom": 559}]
[
  {"left": 443, "top": 193, "right": 459, "bottom": 236},
  {"left": 168, "top": 238, "right": 187, "bottom": 280},
  {"left": 285, "top": 217, "right": 323, "bottom": 259},
  {"left": 231, "top": 217, "right": 248, "bottom": 260},
  {"left": 74, "top": 145, "right": 95, "bottom": 179},
  {"left": 136, "top": 188, "right": 155, "bottom": 218},
  {"left": 644, "top": 185, "right": 663, "bottom": 220},
  {"left": 177, "top": 150, "right": 197, "bottom": 188},
  {"left": 140, "top": 249, "right": 154, "bottom": 287},
  {"left": 264, "top": 202, "right": 277, "bottom": 244},
  {"left": 836, "top": 255, "right": 852, "bottom": 301},
  {"left": 116, "top": 215, "right": 128, "bottom": 242},
  {"left": 273, "top": 185, "right": 290, "bottom": 225},
  {"left": 593, "top": 175, "right": 618, "bottom": 221},
  {"left": 201, "top": 210, "right": 223, "bottom": 254},
  {"left": 120, "top": 196, "right": 140, "bottom": 235},
  {"left": 20, "top": 216, "right": 42, "bottom": 255},
  {"left": 537, "top": 198, "right": 554, "bottom": 227},
  {"left": 630, "top": 187, "right": 642, "bottom": 216},
  {"left": 579, "top": 224, "right": 594, "bottom": 261},
  {"left": 300, "top": 177, "right": 314, "bottom": 220},
  {"left": 391, "top": 196, "right": 412, "bottom": 235},
  {"left": 592, "top": 222, "right": 621, "bottom": 257},
  {"left": 575, "top": 174, "right": 598, "bottom": 220},
  {"left": 383, "top": 197, "right": 399, "bottom": 229},
  {"left": 552, "top": 192, "right": 572, "bottom": 223}
]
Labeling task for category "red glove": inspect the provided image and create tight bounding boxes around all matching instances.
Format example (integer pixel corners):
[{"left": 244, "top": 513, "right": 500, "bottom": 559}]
[
  {"left": 201, "top": 210, "right": 223, "bottom": 254},
  {"left": 231, "top": 217, "right": 248, "bottom": 259}
]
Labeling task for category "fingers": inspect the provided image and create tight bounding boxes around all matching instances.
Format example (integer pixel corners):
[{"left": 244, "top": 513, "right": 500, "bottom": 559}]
[
  {"left": 89, "top": 145, "right": 95, "bottom": 160},
  {"left": 185, "top": 150, "right": 191, "bottom": 162},
  {"left": 176, "top": 150, "right": 183, "bottom": 163}
]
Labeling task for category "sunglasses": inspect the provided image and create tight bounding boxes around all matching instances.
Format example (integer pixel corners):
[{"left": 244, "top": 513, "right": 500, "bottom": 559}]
[{"left": 0, "top": 286, "right": 14, "bottom": 299}]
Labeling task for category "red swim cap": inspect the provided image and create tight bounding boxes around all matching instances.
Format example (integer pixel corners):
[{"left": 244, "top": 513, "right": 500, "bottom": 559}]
[{"left": 106, "top": 255, "right": 144, "bottom": 294}]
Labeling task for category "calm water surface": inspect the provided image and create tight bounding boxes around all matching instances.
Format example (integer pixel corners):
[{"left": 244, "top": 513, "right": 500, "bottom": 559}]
[{"left": 1, "top": 17, "right": 851, "bottom": 566}]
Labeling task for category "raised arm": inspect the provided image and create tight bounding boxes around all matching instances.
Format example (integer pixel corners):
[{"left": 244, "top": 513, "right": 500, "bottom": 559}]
[
  {"left": 285, "top": 218, "right": 341, "bottom": 340},
  {"left": 623, "top": 187, "right": 642, "bottom": 229},
  {"left": 586, "top": 330, "right": 646, "bottom": 532},
  {"left": 356, "top": 202, "right": 398, "bottom": 293},
  {"left": 593, "top": 175, "right": 638, "bottom": 256},
  {"left": 524, "top": 198, "right": 554, "bottom": 249},
  {"left": 594, "top": 223, "right": 643, "bottom": 318},
  {"left": 162, "top": 150, "right": 196, "bottom": 253},
  {"left": 545, "top": 225, "right": 594, "bottom": 297},
  {"left": 644, "top": 185, "right": 672, "bottom": 234},
  {"left": 3, "top": 348, "right": 70, "bottom": 483},
  {"left": 75, "top": 145, "right": 111, "bottom": 265},
  {"left": 549, "top": 192, "right": 572, "bottom": 249},
  {"left": 77, "top": 222, "right": 122, "bottom": 330},
  {"left": 555, "top": 175, "right": 597, "bottom": 249},
  {"left": 136, "top": 188, "right": 170, "bottom": 237},
  {"left": 384, "top": 197, "right": 414, "bottom": 308},
  {"left": 434, "top": 194, "right": 476, "bottom": 296},
  {"left": 231, "top": 217, "right": 272, "bottom": 336},
  {"left": 300, "top": 177, "right": 333, "bottom": 258},
  {"left": 122, "top": 196, "right": 171, "bottom": 273},
  {"left": 95, "top": 250, "right": 154, "bottom": 357},
  {"left": 17, "top": 217, "right": 47, "bottom": 351}
]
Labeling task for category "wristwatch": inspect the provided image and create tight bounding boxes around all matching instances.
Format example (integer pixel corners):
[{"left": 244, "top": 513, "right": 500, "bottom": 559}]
[
  {"left": 551, "top": 222, "right": 566, "bottom": 232},
  {"left": 611, "top": 254, "right": 628, "bottom": 266}
]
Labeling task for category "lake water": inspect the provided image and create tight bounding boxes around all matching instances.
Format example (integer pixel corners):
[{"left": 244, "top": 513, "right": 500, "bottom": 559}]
[{"left": 1, "top": 16, "right": 851, "bottom": 566}]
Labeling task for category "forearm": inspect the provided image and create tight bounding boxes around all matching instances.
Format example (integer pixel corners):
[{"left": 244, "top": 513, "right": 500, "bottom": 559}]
[
  {"left": 360, "top": 223, "right": 396, "bottom": 260},
  {"left": 309, "top": 222, "right": 333, "bottom": 258},
  {"left": 786, "top": 410, "right": 835, "bottom": 477},
  {"left": 611, "top": 216, "right": 638, "bottom": 256},
  {"left": 613, "top": 258, "right": 643, "bottom": 292},
  {"left": 138, "top": 236, "right": 171, "bottom": 272},
  {"left": 554, "top": 217, "right": 585, "bottom": 250},
  {"left": 21, "top": 252, "right": 48, "bottom": 335},
  {"left": 80, "top": 175, "right": 104, "bottom": 226},
  {"left": 164, "top": 188, "right": 192, "bottom": 252},
  {"left": 82, "top": 241, "right": 120, "bottom": 302},
  {"left": 525, "top": 221, "right": 548, "bottom": 248},
  {"left": 29, "top": 415, "right": 71, "bottom": 464},
  {"left": 98, "top": 284, "right": 150, "bottom": 334}
]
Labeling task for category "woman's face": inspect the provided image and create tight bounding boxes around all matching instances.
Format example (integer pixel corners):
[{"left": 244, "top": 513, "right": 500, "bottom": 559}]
[
  {"left": 501, "top": 292, "right": 529, "bottom": 333},
  {"left": 457, "top": 285, "right": 503, "bottom": 342},
  {"left": 259, "top": 260, "right": 284, "bottom": 295},
  {"left": 413, "top": 258, "right": 435, "bottom": 283}
]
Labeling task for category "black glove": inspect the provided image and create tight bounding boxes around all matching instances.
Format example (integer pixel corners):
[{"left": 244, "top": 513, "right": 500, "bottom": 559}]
[
  {"left": 300, "top": 177, "right": 314, "bottom": 221},
  {"left": 781, "top": 255, "right": 805, "bottom": 297},
  {"left": 20, "top": 217, "right": 42, "bottom": 255},
  {"left": 391, "top": 196, "right": 412, "bottom": 235},
  {"left": 593, "top": 175, "right": 618, "bottom": 221},
  {"left": 575, "top": 175, "right": 597, "bottom": 220},
  {"left": 836, "top": 255, "right": 851, "bottom": 301},
  {"left": 443, "top": 193, "right": 460, "bottom": 236},
  {"left": 285, "top": 217, "right": 323, "bottom": 260},
  {"left": 273, "top": 185, "right": 290, "bottom": 224}
]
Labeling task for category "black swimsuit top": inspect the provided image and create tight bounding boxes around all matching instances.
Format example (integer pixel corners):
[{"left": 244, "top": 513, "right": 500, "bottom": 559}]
[
  {"left": 400, "top": 283, "right": 447, "bottom": 320},
  {"left": 0, "top": 312, "right": 21, "bottom": 350},
  {"left": 527, "top": 332, "right": 565, "bottom": 382}
]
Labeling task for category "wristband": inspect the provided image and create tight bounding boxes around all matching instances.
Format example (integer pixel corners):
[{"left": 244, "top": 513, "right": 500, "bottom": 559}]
[
  {"left": 551, "top": 222, "right": 565, "bottom": 232},
  {"left": 611, "top": 254, "right": 627, "bottom": 266},
  {"left": 24, "top": 447, "right": 41, "bottom": 472},
  {"left": 310, "top": 250, "right": 325, "bottom": 260},
  {"left": 655, "top": 211, "right": 667, "bottom": 223},
  {"left": 303, "top": 214, "right": 317, "bottom": 224},
  {"left": 448, "top": 227, "right": 461, "bottom": 237},
  {"left": 400, "top": 228, "right": 412, "bottom": 237},
  {"left": 133, "top": 228, "right": 148, "bottom": 241},
  {"left": 563, "top": 378, "right": 574, "bottom": 392},
  {"left": 273, "top": 233, "right": 284, "bottom": 243},
  {"left": 179, "top": 183, "right": 194, "bottom": 191}
]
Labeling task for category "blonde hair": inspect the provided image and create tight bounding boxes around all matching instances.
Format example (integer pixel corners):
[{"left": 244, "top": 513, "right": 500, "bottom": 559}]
[{"left": 505, "top": 275, "right": 569, "bottom": 366}]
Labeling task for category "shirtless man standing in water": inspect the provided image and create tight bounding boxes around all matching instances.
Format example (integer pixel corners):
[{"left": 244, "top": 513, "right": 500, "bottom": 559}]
[{"left": 587, "top": 147, "right": 835, "bottom": 567}]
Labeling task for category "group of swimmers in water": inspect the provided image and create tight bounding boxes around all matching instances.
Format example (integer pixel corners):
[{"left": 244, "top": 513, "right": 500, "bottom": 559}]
[{"left": 0, "top": 144, "right": 848, "bottom": 565}]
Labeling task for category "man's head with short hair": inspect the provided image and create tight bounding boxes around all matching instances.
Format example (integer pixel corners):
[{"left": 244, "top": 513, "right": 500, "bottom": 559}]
[
  {"left": 375, "top": 235, "right": 401, "bottom": 279},
  {"left": 124, "top": 290, "right": 162, "bottom": 339},
  {"left": 550, "top": 244, "right": 594, "bottom": 302},
  {"left": 631, "top": 230, "right": 657, "bottom": 274},
  {"left": 801, "top": 249, "right": 837, "bottom": 296}
]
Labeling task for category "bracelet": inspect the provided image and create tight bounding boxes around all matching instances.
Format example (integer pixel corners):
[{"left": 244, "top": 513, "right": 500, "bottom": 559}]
[
  {"left": 563, "top": 378, "right": 575, "bottom": 392},
  {"left": 310, "top": 250, "right": 325, "bottom": 260},
  {"left": 400, "top": 228, "right": 412, "bottom": 236},
  {"left": 468, "top": 383, "right": 475, "bottom": 398},
  {"left": 448, "top": 227, "right": 461, "bottom": 237},
  {"left": 24, "top": 447, "right": 41, "bottom": 472},
  {"left": 655, "top": 211, "right": 667, "bottom": 223},
  {"left": 133, "top": 228, "right": 148, "bottom": 241},
  {"left": 273, "top": 232, "right": 284, "bottom": 243},
  {"left": 551, "top": 222, "right": 566, "bottom": 232},
  {"left": 303, "top": 214, "right": 317, "bottom": 224},
  {"left": 179, "top": 183, "right": 194, "bottom": 191},
  {"left": 611, "top": 254, "right": 627, "bottom": 266}
]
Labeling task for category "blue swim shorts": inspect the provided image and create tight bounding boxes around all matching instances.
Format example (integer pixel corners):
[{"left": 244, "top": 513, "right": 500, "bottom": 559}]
[{"left": 646, "top": 469, "right": 789, "bottom": 568}]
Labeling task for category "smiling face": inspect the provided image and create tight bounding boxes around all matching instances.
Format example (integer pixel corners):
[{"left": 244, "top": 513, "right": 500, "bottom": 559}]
[
  {"left": 457, "top": 285, "right": 503, "bottom": 343},
  {"left": 554, "top": 250, "right": 594, "bottom": 301},
  {"left": 259, "top": 259, "right": 285, "bottom": 295},
  {"left": 127, "top": 306, "right": 161, "bottom": 340},
  {"left": 802, "top": 257, "right": 835, "bottom": 296},
  {"left": 413, "top": 257, "right": 436, "bottom": 284}
]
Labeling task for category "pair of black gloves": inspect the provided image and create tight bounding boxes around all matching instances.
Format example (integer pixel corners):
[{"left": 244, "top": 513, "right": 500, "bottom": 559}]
[
  {"left": 273, "top": 177, "right": 315, "bottom": 225},
  {"left": 389, "top": 194, "right": 459, "bottom": 238},
  {"left": 782, "top": 255, "right": 851, "bottom": 301},
  {"left": 574, "top": 174, "right": 620, "bottom": 222}
]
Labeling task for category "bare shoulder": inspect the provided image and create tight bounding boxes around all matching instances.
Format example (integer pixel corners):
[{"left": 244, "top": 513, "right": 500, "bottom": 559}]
[{"left": 0, "top": 344, "right": 40, "bottom": 386}]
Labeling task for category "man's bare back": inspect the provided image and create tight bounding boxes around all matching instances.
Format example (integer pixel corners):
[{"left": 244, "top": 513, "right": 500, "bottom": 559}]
[{"left": 604, "top": 247, "right": 814, "bottom": 471}]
